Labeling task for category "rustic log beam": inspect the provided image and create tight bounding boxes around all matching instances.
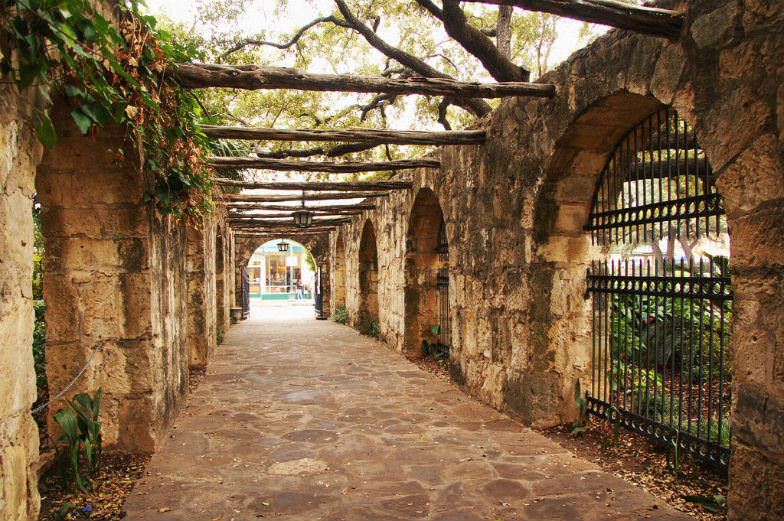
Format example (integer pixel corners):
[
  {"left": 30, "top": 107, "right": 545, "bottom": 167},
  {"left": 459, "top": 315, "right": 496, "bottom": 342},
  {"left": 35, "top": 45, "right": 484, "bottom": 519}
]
[
  {"left": 230, "top": 224, "right": 342, "bottom": 231},
  {"left": 460, "top": 0, "right": 682, "bottom": 39},
  {"left": 222, "top": 203, "right": 377, "bottom": 211},
  {"left": 213, "top": 178, "right": 412, "bottom": 191},
  {"left": 222, "top": 192, "right": 388, "bottom": 203},
  {"left": 176, "top": 63, "right": 556, "bottom": 98},
  {"left": 230, "top": 216, "right": 353, "bottom": 224},
  {"left": 201, "top": 126, "right": 486, "bottom": 145},
  {"left": 234, "top": 231, "right": 332, "bottom": 237},
  {"left": 209, "top": 157, "right": 439, "bottom": 172},
  {"left": 229, "top": 211, "right": 364, "bottom": 218}
]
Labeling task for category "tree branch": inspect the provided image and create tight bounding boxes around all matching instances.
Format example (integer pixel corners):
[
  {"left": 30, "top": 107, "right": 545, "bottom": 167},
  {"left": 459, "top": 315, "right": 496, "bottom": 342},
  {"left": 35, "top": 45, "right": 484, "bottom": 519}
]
[
  {"left": 414, "top": 0, "right": 529, "bottom": 81},
  {"left": 217, "top": 15, "right": 352, "bottom": 61},
  {"left": 333, "top": 0, "right": 492, "bottom": 119}
]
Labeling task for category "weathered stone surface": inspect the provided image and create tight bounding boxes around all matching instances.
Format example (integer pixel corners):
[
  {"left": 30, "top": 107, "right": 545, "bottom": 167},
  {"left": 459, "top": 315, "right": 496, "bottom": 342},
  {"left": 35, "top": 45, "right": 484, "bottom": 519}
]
[
  {"left": 36, "top": 104, "right": 189, "bottom": 454},
  {"left": 0, "top": 83, "right": 45, "bottom": 521},
  {"left": 123, "top": 308, "right": 690, "bottom": 521},
  {"left": 324, "top": 0, "right": 784, "bottom": 517}
]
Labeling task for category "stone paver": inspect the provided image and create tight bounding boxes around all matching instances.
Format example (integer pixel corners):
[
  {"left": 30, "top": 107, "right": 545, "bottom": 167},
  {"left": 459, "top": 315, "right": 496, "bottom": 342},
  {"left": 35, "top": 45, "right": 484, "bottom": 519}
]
[{"left": 123, "top": 306, "right": 691, "bottom": 521}]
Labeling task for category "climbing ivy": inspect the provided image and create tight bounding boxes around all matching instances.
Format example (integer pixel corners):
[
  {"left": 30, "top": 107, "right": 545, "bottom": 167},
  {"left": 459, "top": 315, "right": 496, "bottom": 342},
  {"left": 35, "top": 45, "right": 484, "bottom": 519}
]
[{"left": 0, "top": 0, "right": 215, "bottom": 218}]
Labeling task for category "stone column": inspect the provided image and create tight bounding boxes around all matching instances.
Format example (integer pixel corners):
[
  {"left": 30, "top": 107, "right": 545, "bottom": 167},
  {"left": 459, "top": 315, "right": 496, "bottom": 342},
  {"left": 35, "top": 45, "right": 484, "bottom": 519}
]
[
  {"left": 36, "top": 107, "right": 189, "bottom": 453},
  {"left": 0, "top": 86, "right": 45, "bottom": 521},
  {"left": 185, "top": 218, "right": 217, "bottom": 368}
]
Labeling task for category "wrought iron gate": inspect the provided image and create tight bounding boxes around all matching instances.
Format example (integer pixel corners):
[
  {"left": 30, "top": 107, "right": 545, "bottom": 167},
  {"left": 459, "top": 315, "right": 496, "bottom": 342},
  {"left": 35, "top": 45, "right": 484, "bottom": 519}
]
[
  {"left": 240, "top": 266, "right": 250, "bottom": 319},
  {"left": 585, "top": 107, "right": 732, "bottom": 469},
  {"left": 437, "top": 219, "right": 450, "bottom": 351}
]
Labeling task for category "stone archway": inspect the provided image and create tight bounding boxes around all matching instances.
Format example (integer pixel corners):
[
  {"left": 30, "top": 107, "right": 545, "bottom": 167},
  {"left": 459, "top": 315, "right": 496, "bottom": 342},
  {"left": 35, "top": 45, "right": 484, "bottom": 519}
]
[
  {"left": 403, "top": 188, "right": 447, "bottom": 357},
  {"left": 358, "top": 220, "right": 379, "bottom": 334}
]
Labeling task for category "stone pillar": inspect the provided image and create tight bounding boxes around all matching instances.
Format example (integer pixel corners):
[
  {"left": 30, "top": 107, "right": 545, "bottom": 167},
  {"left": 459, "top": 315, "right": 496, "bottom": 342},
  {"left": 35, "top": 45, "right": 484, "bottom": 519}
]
[
  {"left": 36, "top": 107, "right": 189, "bottom": 453},
  {"left": 215, "top": 219, "right": 231, "bottom": 338},
  {"left": 185, "top": 218, "right": 217, "bottom": 367},
  {"left": 0, "top": 86, "right": 44, "bottom": 521}
]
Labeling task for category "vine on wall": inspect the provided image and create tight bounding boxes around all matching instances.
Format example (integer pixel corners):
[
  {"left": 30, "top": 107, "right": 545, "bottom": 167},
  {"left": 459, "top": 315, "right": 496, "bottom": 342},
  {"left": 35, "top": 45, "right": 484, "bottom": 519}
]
[{"left": 0, "top": 0, "right": 215, "bottom": 218}]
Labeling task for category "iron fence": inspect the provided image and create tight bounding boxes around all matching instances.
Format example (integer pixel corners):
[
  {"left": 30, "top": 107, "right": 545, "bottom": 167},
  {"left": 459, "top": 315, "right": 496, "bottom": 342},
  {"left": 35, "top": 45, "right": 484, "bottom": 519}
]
[
  {"left": 437, "top": 268, "right": 450, "bottom": 352},
  {"left": 585, "top": 107, "right": 732, "bottom": 469},
  {"left": 587, "top": 258, "right": 731, "bottom": 468}
]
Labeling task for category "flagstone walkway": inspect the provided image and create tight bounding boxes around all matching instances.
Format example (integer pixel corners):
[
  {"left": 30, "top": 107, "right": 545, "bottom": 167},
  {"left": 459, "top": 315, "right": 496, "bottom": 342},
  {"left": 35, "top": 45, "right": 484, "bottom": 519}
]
[{"left": 123, "top": 305, "right": 691, "bottom": 521}]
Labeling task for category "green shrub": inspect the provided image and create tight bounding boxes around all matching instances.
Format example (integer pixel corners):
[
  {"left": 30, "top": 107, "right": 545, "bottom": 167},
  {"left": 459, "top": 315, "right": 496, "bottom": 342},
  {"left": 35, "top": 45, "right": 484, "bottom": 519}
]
[
  {"left": 54, "top": 390, "right": 103, "bottom": 493},
  {"left": 368, "top": 320, "right": 380, "bottom": 339},
  {"left": 33, "top": 300, "right": 47, "bottom": 394},
  {"left": 334, "top": 305, "right": 347, "bottom": 324}
]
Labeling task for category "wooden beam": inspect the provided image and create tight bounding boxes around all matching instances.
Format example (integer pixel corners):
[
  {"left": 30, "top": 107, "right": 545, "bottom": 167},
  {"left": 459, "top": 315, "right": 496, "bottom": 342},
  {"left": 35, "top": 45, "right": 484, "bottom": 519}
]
[
  {"left": 176, "top": 63, "right": 556, "bottom": 98},
  {"left": 235, "top": 231, "right": 331, "bottom": 237},
  {"left": 201, "top": 126, "right": 486, "bottom": 145},
  {"left": 229, "top": 211, "right": 363, "bottom": 219},
  {"left": 209, "top": 157, "right": 438, "bottom": 172},
  {"left": 230, "top": 218, "right": 352, "bottom": 226},
  {"left": 460, "top": 0, "right": 682, "bottom": 39},
  {"left": 222, "top": 203, "right": 376, "bottom": 211},
  {"left": 213, "top": 179, "right": 412, "bottom": 191},
  {"left": 230, "top": 225, "right": 341, "bottom": 233},
  {"left": 222, "top": 192, "right": 388, "bottom": 203}
]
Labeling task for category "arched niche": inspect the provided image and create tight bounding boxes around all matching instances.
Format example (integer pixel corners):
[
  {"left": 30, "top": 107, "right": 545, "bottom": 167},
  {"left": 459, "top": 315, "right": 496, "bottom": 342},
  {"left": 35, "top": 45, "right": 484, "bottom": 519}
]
[
  {"left": 333, "top": 231, "right": 347, "bottom": 311},
  {"left": 403, "top": 188, "right": 448, "bottom": 357},
  {"left": 358, "top": 220, "right": 379, "bottom": 334}
]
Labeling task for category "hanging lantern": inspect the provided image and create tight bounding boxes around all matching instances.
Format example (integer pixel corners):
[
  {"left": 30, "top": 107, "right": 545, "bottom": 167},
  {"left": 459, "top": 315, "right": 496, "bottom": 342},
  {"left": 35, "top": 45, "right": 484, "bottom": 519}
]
[
  {"left": 292, "top": 190, "right": 314, "bottom": 228},
  {"left": 277, "top": 241, "right": 289, "bottom": 252}
]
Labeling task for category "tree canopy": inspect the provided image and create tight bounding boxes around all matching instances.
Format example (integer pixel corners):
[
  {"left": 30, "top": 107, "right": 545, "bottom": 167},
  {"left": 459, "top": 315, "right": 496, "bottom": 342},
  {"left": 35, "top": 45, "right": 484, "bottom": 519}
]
[{"left": 157, "top": 0, "right": 575, "bottom": 172}]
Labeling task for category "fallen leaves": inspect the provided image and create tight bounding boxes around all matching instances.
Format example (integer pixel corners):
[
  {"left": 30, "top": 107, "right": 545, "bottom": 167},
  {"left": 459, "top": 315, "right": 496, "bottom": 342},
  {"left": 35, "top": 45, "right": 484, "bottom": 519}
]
[{"left": 38, "top": 454, "right": 151, "bottom": 521}]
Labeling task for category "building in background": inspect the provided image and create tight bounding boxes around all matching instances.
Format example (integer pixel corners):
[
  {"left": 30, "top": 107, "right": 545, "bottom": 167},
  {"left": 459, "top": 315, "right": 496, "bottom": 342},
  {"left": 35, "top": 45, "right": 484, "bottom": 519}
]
[{"left": 247, "top": 240, "right": 315, "bottom": 301}]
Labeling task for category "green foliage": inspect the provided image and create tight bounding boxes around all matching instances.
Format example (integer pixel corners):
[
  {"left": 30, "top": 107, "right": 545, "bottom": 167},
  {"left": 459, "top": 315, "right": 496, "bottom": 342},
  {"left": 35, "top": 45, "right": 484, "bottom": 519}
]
[
  {"left": 33, "top": 300, "right": 47, "bottom": 393},
  {"left": 53, "top": 389, "right": 103, "bottom": 493},
  {"left": 600, "top": 406, "right": 622, "bottom": 451},
  {"left": 367, "top": 320, "right": 380, "bottom": 339},
  {"left": 571, "top": 380, "right": 587, "bottom": 436},
  {"left": 684, "top": 494, "right": 726, "bottom": 514},
  {"left": 334, "top": 305, "right": 347, "bottom": 325},
  {"left": 216, "top": 327, "right": 223, "bottom": 345},
  {"left": 155, "top": 0, "right": 561, "bottom": 167},
  {"left": 1, "top": 0, "right": 215, "bottom": 219}
]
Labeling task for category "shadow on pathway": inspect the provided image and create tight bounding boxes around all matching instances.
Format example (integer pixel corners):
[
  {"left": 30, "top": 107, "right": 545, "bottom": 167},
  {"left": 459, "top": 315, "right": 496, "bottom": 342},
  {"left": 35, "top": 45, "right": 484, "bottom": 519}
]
[{"left": 123, "top": 306, "right": 691, "bottom": 521}]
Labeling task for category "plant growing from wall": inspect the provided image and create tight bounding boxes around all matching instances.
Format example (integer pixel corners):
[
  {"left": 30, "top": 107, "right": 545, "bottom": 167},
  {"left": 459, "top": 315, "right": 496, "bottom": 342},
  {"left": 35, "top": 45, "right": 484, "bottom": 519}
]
[
  {"left": 571, "top": 380, "right": 587, "bottom": 436},
  {"left": 53, "top": 389, "right": 103, "bottom": 493},
  {"left": 0, "top": 0, "right": 218, "bottom": 219},
  {"left": 367, "top": 319, "right": 380, "bottom": 339},
  {"left": 334, "top": 305, "right": 346, "bottom": 325}
]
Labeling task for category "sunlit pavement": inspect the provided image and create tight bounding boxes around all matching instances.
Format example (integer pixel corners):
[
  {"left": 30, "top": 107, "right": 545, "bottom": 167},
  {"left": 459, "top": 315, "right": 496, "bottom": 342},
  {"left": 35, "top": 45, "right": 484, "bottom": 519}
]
[{"left": 123, "top": 309, "right": 690, "bottom": 520}]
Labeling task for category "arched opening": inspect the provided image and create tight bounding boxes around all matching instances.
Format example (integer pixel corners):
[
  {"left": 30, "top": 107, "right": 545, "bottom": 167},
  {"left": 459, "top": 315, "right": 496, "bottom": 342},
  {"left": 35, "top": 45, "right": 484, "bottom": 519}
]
[
  {"left": 358, "top": 220, "right": 379, "bottom": 336},
  {"left": 246, "top": 239, "right": 316, "bottom": 304},
  {"left": 584, "top": 106, "right": 732, "bottom": 469},
  {"left": 404, "top": 188, "right": 448, "bottom": 358},
  {"left": 333, "top": 232, "right": 347, "bottom": 315}
]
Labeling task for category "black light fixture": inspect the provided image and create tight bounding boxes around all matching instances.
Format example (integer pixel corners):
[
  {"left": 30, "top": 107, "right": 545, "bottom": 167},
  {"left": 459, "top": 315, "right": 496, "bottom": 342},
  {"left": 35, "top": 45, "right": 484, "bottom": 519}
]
[
  {"left": 277, "top": 241, "right": 289, "bottom": 253},
  {"left": 292, "top": 190, "right": 314, "bottom": 228}
]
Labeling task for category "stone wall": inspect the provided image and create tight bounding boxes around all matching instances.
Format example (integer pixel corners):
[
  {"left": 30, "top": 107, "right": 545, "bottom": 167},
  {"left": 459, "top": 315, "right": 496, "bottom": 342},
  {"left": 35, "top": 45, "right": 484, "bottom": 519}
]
[
  {"left": 36, "top": 102, "right": 189, "bottom": 454},
  {"left": 334, "top": 0, "right": 784, "bottom": 518},
  {"left": 0, "top": 85, "right": 45, "bottom": 521}
]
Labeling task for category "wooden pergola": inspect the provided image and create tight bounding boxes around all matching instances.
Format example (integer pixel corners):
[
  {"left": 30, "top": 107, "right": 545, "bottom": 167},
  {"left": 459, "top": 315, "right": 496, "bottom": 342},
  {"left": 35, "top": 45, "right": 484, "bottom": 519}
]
[{"left": 185, "top": 0, "right": 683, "bottom": 235}]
